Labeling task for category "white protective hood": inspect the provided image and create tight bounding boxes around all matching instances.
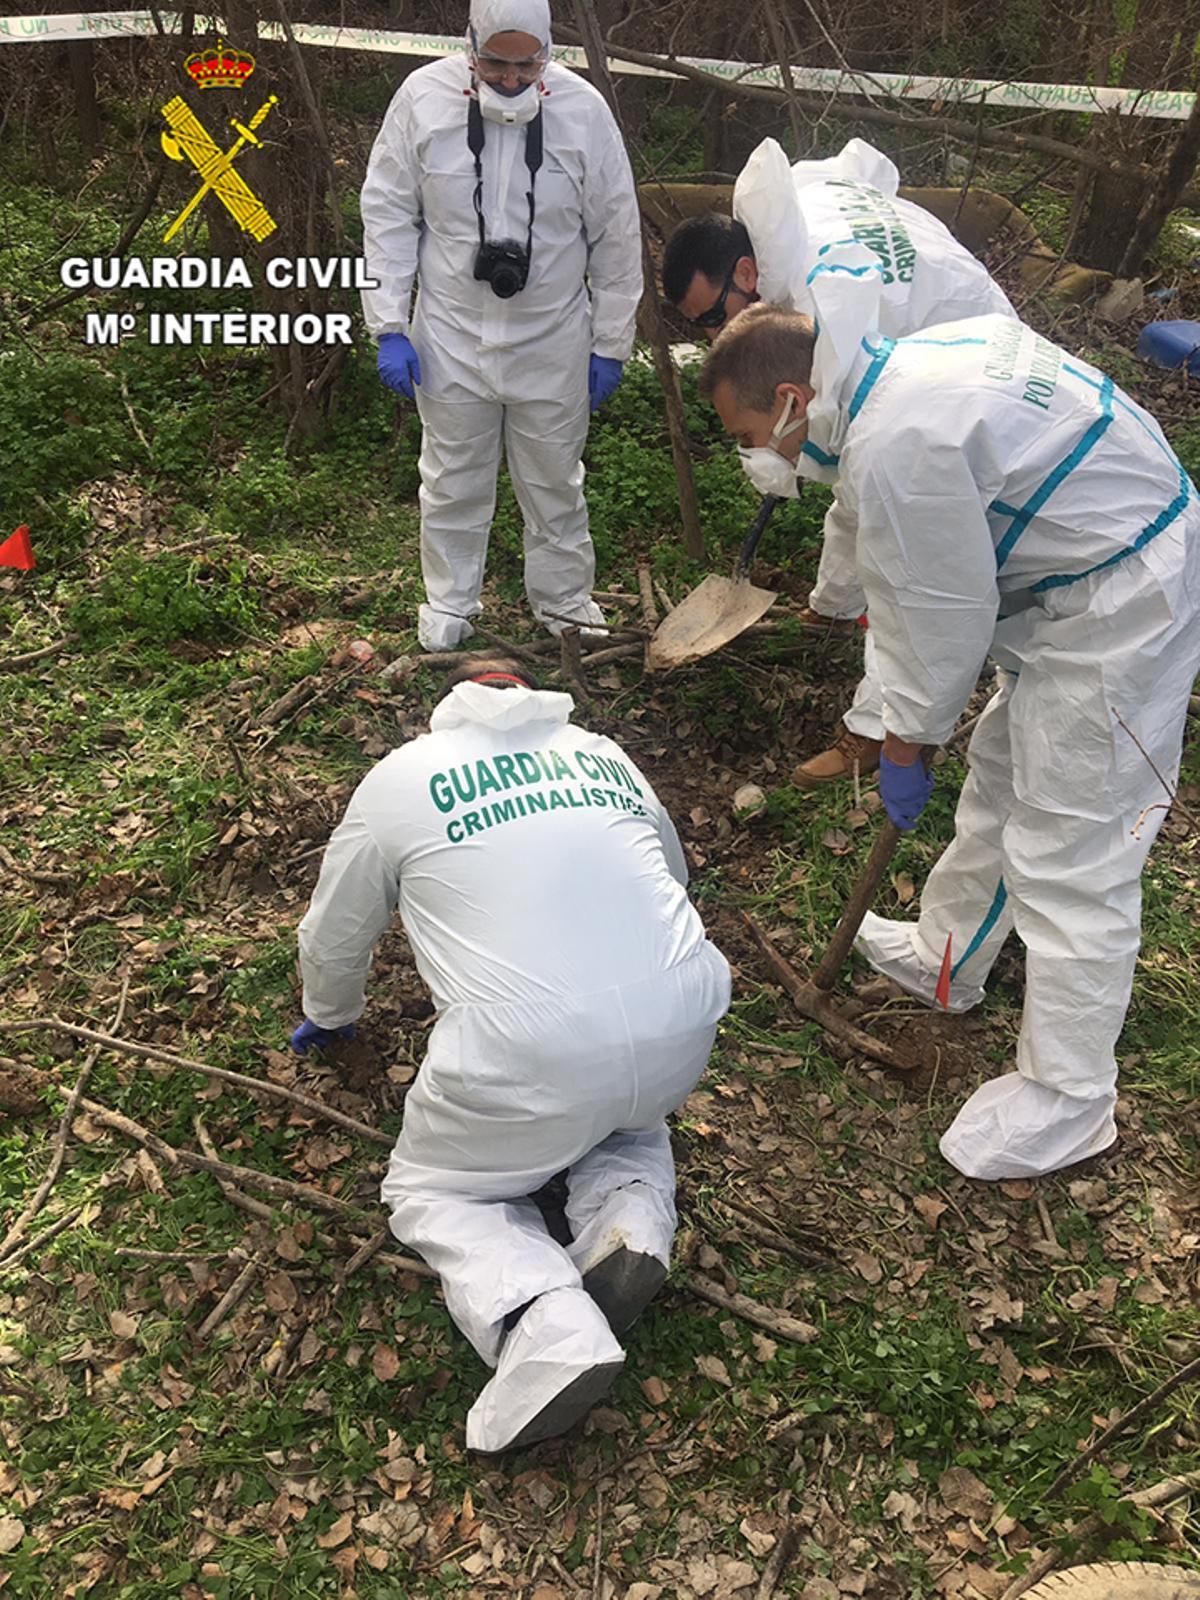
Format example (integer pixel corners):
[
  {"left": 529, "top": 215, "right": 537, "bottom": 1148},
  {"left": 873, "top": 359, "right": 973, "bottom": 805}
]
[
  {"left": 797, "top": 237, "right": 885, "bottom": 482},
  {"left": 734, "top": 138, "right": 899, "bottom": 307},
  {"left": 468, "top": 0, "right": 551, "bottom": 50},
  {"left": 430, "top": 681, "right": 573, "bottom": 734}
]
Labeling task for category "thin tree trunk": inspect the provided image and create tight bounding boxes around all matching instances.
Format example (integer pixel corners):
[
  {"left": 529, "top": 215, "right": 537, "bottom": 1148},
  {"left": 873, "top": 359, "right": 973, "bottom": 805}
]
[{"left": 67, "top": 41, "right": 101, "bottom": 155}]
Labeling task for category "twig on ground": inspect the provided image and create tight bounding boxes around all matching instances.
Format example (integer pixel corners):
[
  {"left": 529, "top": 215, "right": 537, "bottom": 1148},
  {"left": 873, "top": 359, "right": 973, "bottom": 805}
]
[
  {"left": 0, "top": 1018, "right": 389, "bottom": 1146},
  {"left": 52, "top": 1088, "right": 438, "bottom": 1279},
  {"left": 194, "top": 1117, "right": 273, "bottom": 1221},
  {"left": 709, "top": 1197, "right": 833, "bottom": 1268},
  {"left": 118, "top": 372, "right": 152, "bottom": 452},
  {"left": 997, "top": 1469, "right": 1200, "bottom": 1600},
  {"left": 1039, "top": 1352, "right": 1200, "bottom": 1506},
  {"left": 683, "top": 1275, "right": 819, "bottom": 1344},
  {"left": 592, "top": 1483, "right": 604, "bottom": 1599},
  {"left": 0, "top": 638, "right": 72, "bottom": 672},
  {"left": 0, "top": 843, "right": 73, "bottom": 888},
  {"left": 653, "top": 579, "right": 676, "bottom": 615},
  {"left": 470, "top": 628, "right": 554, "bottom": 668},
  {"left": 560, "top": 626, "right": 589, "bottom": 700},
  {"left": 338, "top": 1226, "right": 391, "bottom": 1283},
  {"left": 114, "top": 1247, "right": 227, "bottom": 1264},
  {"left": 0, "top": 973, "right": 131, "bottom": 1265},
  {"left": 197, "top": 1250, "right": 260, "bottom": 1340},
  {"left": 755, "top": 1518, "right": 801, "bottom": 1600},
  {"left": 637, "top": 565, "right": 659, "bottom": 633}
]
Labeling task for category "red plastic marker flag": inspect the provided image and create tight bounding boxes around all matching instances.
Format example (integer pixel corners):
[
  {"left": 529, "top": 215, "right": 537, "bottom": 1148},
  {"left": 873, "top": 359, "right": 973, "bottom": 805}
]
[
  {"left": 0, "top": 526, "right": 35, "bottom": 571},
  {"left": 934, "top": 932, "right": 953, "bottom": 1011}
]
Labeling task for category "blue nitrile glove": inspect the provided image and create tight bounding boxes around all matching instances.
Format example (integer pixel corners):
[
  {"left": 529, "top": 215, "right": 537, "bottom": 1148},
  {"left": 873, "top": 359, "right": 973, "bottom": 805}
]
[
  {"left": 588, "top": 354, "right": 624, "bottom": 412},
  {"left": 377, "top": 332, "right": 422, "bottom": 399},
  {"left": 878, "top": 753, "right": 935, "bottom": 832},
  {"left": 290, "top": 1018, "right": 356, "bottom": 1055}
]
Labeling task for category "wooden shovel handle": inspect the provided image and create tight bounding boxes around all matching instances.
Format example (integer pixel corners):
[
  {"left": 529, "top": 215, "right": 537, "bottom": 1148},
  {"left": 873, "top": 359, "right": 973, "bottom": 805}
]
[
  {"left": 810, "top": 745, "right": 934, "bottom": 992},
  {"left": 811, "top": 818, "right": 903, "bottom": 991}
]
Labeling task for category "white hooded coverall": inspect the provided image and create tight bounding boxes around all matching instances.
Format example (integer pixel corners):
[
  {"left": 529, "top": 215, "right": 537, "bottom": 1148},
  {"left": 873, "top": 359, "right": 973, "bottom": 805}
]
[
  {"left": 360, "top": 0, "right": 643, "bottom": 650},
  {"left": 734, "top": 138, "right": 1015, "bottom": 740},
  {"left": 298, "top": 683, "right": 731, "bottom": 1441},
  {"left": 789, "top": 249, "right": 1200, "bottom": 1178}
]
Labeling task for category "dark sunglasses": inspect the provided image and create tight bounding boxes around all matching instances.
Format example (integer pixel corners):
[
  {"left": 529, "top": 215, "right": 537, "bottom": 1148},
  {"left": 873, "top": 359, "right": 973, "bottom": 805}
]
[{"left": 689, "top": 263, "right": 738, "bottom": 330}]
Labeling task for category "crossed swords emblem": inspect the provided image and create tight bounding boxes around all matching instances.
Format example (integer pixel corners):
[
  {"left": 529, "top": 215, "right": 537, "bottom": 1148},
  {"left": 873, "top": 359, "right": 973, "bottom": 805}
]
[{"left": 160, "top": 93, "right": 279, "bottom": 243}]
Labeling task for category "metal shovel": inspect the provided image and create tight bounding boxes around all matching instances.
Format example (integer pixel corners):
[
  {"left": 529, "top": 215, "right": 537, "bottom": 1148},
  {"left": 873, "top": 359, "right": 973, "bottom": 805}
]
[{"left": 646, "top": 495, "right": 782, "bottom": 671}]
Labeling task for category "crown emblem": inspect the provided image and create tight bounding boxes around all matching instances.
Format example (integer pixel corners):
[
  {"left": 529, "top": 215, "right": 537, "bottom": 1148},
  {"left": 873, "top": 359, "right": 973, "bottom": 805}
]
[{"left": 184, "top": 39, "right": 256, "bottom": 91}]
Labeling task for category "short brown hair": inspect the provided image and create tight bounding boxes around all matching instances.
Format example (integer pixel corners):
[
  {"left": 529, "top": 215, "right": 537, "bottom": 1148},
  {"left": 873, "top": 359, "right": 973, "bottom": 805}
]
[
  {"left": 438, "top": 655, "right": 539, "bottom": 700},
  {"left": 698, "top": 303, "right": 817, "bottom": 413}
]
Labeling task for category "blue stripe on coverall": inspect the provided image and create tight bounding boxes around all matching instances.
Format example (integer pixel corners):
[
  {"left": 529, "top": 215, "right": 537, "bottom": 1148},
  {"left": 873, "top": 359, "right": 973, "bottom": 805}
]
[
  {"left": 950, "top": 879, "right": 1008, "bottom": 981},
  {"left": 990, "top": 375, "right": 1115, "bottom": 571}
]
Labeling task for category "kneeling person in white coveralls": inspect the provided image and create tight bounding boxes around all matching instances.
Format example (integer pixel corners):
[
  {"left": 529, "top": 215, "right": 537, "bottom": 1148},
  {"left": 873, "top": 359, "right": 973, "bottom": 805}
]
[
  {"left": 293, "top": 660, "right": 731, "bottom": 1451},
  {"left": 700, "top": 278, "right": 1200, "bottom": 1182}
]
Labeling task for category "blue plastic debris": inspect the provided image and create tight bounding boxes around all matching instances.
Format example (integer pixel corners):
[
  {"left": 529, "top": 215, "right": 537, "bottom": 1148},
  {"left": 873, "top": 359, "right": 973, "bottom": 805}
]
[{"left": 1137, "top": 319, "right": 1200, "bottom": 372}]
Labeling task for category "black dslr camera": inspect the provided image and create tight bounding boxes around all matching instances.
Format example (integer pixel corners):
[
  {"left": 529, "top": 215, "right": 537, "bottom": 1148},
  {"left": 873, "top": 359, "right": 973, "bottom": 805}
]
[{"left": 473, "top": 239, "right": 531, "bottom": 300}]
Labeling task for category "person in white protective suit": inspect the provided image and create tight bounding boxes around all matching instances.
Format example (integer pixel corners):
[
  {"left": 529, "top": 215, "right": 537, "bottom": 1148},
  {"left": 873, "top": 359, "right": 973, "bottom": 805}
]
[
  {"left": 292, "top": 659, "right": 731, "bottom": 1451},
  {"left": 661, "top": 138, "right": 1014, "bottom": 789},
  {"left": 360, "top": 0, "right": 643, "bottom": 652},
  {"left": 698, "top": 273, "right": 1200, "bottom": 1182}
]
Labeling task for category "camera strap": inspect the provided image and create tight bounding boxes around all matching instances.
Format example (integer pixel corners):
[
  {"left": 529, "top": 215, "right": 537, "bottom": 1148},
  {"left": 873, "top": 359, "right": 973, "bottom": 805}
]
[{"left": 468, "top": 95, "right": 544, "bottom": 261}]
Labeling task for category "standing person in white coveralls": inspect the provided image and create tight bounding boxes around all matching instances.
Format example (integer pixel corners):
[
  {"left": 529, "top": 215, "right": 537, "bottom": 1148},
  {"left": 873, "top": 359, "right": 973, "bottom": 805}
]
[
  {"left": 698, "top": 272, "right": 1200, "bottom": 1181},
  {"left": 661, "top": 138, "right": 1014, "bottom": 788},
  {"left": 292, "top": 659, "right": 731, "bottom": 1452},
  {"left": 360, "top": 0, "right": 642, "bottom": 651}
]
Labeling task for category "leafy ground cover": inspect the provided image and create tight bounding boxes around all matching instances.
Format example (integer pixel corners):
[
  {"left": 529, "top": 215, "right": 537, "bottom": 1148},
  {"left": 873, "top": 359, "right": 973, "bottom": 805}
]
[{"left": 0, "top": 136, "right": 1198, "bottom": 1600}]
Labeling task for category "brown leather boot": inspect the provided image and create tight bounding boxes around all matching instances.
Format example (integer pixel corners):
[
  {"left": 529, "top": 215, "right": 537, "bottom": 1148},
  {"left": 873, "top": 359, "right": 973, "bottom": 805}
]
[
  {"left": 792, "top": 727, "right": 882, "bottom": 789},
  {"left": 795, "top": 606, "right": 861, "bottom": 635}
]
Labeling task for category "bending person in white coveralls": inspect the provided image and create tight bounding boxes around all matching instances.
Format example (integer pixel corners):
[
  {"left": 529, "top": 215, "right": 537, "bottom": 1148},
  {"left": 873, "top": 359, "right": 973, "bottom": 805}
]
[
  {"left": 292, "top": 659, "right": 731, "bottom": 1451},
  {"left": 360, "top": 0, "right": 642, "bottom": 652},
  {"left": 699, "top": 282, "right": 1200, "bottom": 1181},
  {"left": 661, "top": 138, "right": 1013, "bottom": 789}
]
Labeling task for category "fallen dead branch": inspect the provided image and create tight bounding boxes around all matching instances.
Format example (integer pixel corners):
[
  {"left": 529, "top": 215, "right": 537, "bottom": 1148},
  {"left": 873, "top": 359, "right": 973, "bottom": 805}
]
[
  {"left": 0, "top": 974, "right": 131, "bottom": 1265},
  {"left": 755, "top": 1518, "right": 801, "bottom": 1600},
  {"left": 997, "top": 1468, "right": 1200, "bottom": 1600},
  {"left": 709, "top": 1194, "right": 834, "bottom": 1269},
  {"left": 56, "top": 1087, "right": 438, "bottom": 1280},
  {"left": 0, "top": 1018, "right": 390, "bottom": 1146},
  {"left": 197, "top": 1250, "right": 261, "bottom": 1340},
  {"left": 683, "top": 1274, "right": 819, "bottom": 1344},
  {"left": 1039, "top": 1352, "right": 1200, "bottom": 1506},
  {"left": 0, "top": 638, "right": 72, "bottom": 672},
  {"left": 194, "top": 1116, "right": 273, "bottom": 1222}
]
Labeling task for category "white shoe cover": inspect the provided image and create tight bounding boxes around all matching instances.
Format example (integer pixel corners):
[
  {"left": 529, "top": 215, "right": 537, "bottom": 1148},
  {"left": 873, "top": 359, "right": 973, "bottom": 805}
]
[
  {"left": 418, "top": 604, "right": 475, "bottom": 652},
  {"left": 567, "top": 1181, "right": 674, "bottom": 1279},
  {"left": 538, "top": 598, "right": 608, "bottom": 642},
  {"left": 465, "top": 1286, "right": 624, "bottom": 1454},
  {"left": 854, "top": 911, "right": 984, "bottom": 1013},
  {"left": 940, "top": 1071, "right": 1117, "bottom": 1181}
]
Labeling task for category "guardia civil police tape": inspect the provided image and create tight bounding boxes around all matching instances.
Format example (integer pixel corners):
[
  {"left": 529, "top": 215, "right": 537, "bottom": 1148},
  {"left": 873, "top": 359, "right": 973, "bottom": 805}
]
[{"left": 1, "top": 8, "right": 1196, "bottom": 122}]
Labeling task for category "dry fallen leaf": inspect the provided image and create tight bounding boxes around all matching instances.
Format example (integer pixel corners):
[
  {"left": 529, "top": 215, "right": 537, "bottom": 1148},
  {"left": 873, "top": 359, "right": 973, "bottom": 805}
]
[
  {"left": 641, "top": 1375, "right": 669, "bottom": 1407},
  {"left": 694, "top": 1353, "right": 732, "bottom": 1387},
  {"left": 938, "top": 1466, "right": 994, "bottom": 1522},
  {"left": 315, "top": 1512, "right": 353, "bottom": 1550},
  {"left": 371, "top": 1343, "right": 401, "bottom": 1382},
  {"left": 851, "top": 1250, "right": 883, "bottom": 1284},
  {"left": 0, "top": 1516, "right": 25, "bottom": 1554},
  {"left": 109, "top": 1310, "right": 139, "bottom": 1340},
  {"left": 914, "top": 1194, "right": 948, "bottom": 1230}
]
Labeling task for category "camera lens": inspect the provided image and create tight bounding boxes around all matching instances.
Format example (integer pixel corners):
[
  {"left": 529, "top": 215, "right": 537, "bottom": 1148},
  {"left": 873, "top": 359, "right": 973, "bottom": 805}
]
[{"left": 490, "top": 266, "right": 521, "bottom": 298}]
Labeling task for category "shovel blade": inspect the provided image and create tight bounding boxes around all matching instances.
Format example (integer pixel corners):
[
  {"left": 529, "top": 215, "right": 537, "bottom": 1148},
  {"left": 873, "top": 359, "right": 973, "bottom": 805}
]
[{"left": 646, "top": 574, "right": 778, "bottom": 670}]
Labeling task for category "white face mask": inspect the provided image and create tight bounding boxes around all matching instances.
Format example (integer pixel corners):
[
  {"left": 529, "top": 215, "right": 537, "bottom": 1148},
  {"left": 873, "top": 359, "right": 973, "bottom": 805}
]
[
  {"left": 477, "top": 79, "right": 541, "bottom": 124},
  {"left": 737, "top": 392, "right": 806, "bottom": 499}
]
